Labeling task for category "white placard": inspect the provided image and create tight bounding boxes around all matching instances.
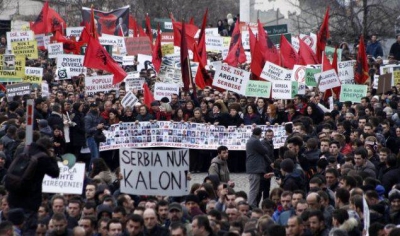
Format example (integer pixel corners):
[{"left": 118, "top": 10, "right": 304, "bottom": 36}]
[
  {"left": 301, "top": 33, "right": 317, "bottom": 53},
  {"left": 315, "top": 69, "right": 341, "bottom": 92},
  {"left": 291, "top": 36, "right": 300, "bottom": 53},
  {"left": 123, "top": 56, "right": 135, "bottom": 65},
  {"left": 121, "top": 91, "right": 138, "bottom": 108},
  {"left": 272, "top": 81, "right": 292, "bottom": 99},
  {"left": 25, "top": 67, "right": 43, "bottom": 77},
  {"left": 373, "top": 75, "right": 379, "bottom": 89},
  {"left": 99, "top": 34, "right": 127, "bottom": 55},
  {"left": 154, "top": 82, "right": 180, "bottom": 100},
  {"left": 112, "top": 54, "right": 123, "bottom": 63},
  {"left": 241, "top": 31, "right": 251, "bottom": 50},
  {"left": 292, "top": 65, "right": 307, "bottom": 83},
  {"left": 66, "top": 27, "right": 84, "bottom": 41},
  {"left": 212, "top": 64, "right": 250, "bottom": 95},
  {"left": 119, "top": 148, "right": 190, "bottom": 196},
  {"left": 41, "top": 82, "right": 49, "bottom": 97},
  {"left": 42, "top": 162, "right": 85, "bottom": 195},
  {"left": 56, "top": 54, "right": 86, "bottom": 77},
  {"left": 338, "top": 60, "right": 356, "bottom": 84},
  {"left": 363, "top": 196, "right": 370, "bottom": 235},
  {"left": 298, "top": 83, "right": 306, "bottom": 95},
  {"left": 205, "top": 36, "right": 224, "bottom": 52},
  {"left": 137, "top": 54, "right": 153, "bottom": 72},
  {"left": 6, "top": 31, "right": 34, "bottom": 51},
  {"left": 85, "top": 75, "right": 120, "bottom": 95},
  {"left": 124, "top": 72, "right": 145, "bottom": 91},
  {"left": 55, "top": 67, "right": 87, "bottom": 80},
  {"left": 48, "top": 43, "right": 64, "bottom": 59},
  {"left": 260, "top": 61, "right": 292, "bottom": 82}
]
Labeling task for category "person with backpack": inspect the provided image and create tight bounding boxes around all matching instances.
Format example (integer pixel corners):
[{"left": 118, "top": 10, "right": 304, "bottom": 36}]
[
  {"left": 5, "top": 137, "right": 60, "bottom": 235},
  {"left": 208, "top": 146, "right": 234, "bottom": 187}
]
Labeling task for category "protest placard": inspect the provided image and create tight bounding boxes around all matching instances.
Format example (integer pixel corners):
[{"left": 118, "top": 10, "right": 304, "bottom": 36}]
[
  {"left": 245, "top": 80, "right": 271, "bottom": 98},
  {"left": 41, "top": 82, "right": 49, "bottom": 97},
  {"left": 11, "top": 40, "right": 38, "bottom": 59},
  {"left": 66, "top": 27, "right": 84, "bottom": 41},
  {"left": 112, "top": 54, "right": 124, "bottom": 63},
  {"left": 6, "top": 31, "right": 34, "bottom": 51},
  {"left": 24, "top": 67, "right": 43, "bottom": 84},
  {"left": 338, "top": 60, "right": 356, "bottom": 84},
  {"left": 7, "top": 83, "right": 31, "bottom": 101},
  {"left": 315, "top": 69, "right": 341, "bottom": 92},
  {"left": 121, "top": 91, "right": 139, "bottom": 108},
  {"left": 339, "top": 84, "right": 367, "bottom": 103},
  {"left": 394, "top": 71, "right": 400, "bottom": 85},
  {"left": 125, "top": 37, "right": 152, "bottom": 55},
  {"left": 48, "top": 43, "right": 64, "bottom": 59},
  {"left": 85, "top": 75, "right": 120, "bottom": 95},
  {"left": 122, "top": 56, "right": 135, "bottom": 66},
  {"left": 298, "top": 83, "right": 306, "bottom": 95},
  {"left": 161, "top": 32, "right": 174, "bottom": 44},
  {"left": 124, "top": 72, "right": 145, "bottom": 91},
  {"left": 377, "top": 73, "right": 392, "bottom": 94},
  {"left": 292, "top": 65, "right": 307, "bottom": 83},
  {"left": 300, "top": 33, "right": 317, "bottom": 53},
  {"left": 161, "top": 44, "right": 174, "bottom": 56},
  {"left": 137, "top": 54, "right": 154, "bottom": 72},
  {"left": 213, "top": 64, "right": 249, "bottom": 95},
  {"left": 154, "top": 82, "right": 180, "bottom": 100},
  {"left": 291, "top": 36, "right": 300, "bottom": 52},
  {"left": 305, "top": 68, "right": 320, "bottom": 86},
  {"left": 373, "top": 75, "right": 379, "bottom": 90},
  {"left": 119, "top": 148, "right": 189, "bottom": 196},
  {"left": 205, "top": 35, "right": 224, "bottom": 52},
  {"left": 100, "top": 34, "right": 127, "bottom": 55},
  {"left": 260, "top": 61, "right": 292, "bottom": 82},
  {"left": 0, "top": 55, "right": 26, "bottom": 82},
  {"left": 2, "top": 54, "right": 15, "bottom": 71},
  {"left": 271, "top": 81, "right": 292, "bottom": 99},
  {"left": 363, "top": 196, "right": 370, "bottom": 234},
  {"left": 42, "top": 162, "right": 85, "bottom": 195},
  {"left": 57, "top": 54, "right": 86, "bottom": 77},
  {"left": 325, "top": 46, "right": 342, "bottom": 62}
]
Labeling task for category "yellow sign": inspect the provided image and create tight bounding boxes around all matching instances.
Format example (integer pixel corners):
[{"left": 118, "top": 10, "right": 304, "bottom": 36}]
[
  {"left": 393, "top": 71, "right": 400, "bottom": 85},
  {"left": 23, "top": 67, "right": 43, "bottom": 84},
  {"left": 0, "top": 55, "right": 26, "bottom": 81},
  {"left": 222, "top": 37, "right": 231, "bottom": 48},
  {"left": 161, "top": 44, "right": 174, "bottom": 56},
  {"left": 11, "top": 40, "right": 38, "bottom": 59}
]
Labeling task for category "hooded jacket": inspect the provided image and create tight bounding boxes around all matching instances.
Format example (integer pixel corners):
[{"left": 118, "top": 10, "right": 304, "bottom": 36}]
[{"left": 208, "top": 157, "right": 230, "bottom": 183}]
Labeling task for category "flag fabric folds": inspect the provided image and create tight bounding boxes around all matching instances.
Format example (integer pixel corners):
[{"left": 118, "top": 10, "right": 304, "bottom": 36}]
[
  {"left": 152, "top": 25, "right": 162, "bottom": 73},
  {"left": 354, "top": 35, "right": 369, "bottom": 84},
  {"left": 31, "top": 2, "right": 66, "bottom": 35},
  {"left": 280, "top": 34, "right": 298, "bottom": 69},
  {"left": 316, "top": 7, "right": 330, "bottom": 63}
]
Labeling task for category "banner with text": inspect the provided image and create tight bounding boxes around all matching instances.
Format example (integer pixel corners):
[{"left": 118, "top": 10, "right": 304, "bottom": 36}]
[
  {"left": 125, "top": 37, "right": 152, "bottom": 55},
  {"left": 154, "top": 82, "right": 180, "bottom": 100},
  {"left": 260, "top": 61, "right": 292, "bottom": 82},
  {"left": 0, "top": 55, "right": 26, "bottom": 82},
  {"left": 66, "top": 27, "right": 84, "bottom": 40},
  {"left": 42, "top": 162, "right": 85, "bottom": 194},
  {"left": 56, "top": 54, "right": 86, "bottom": 77},
  {"left": 212, "top": 64, "right": 249, "bottom": 95},
  {"left": 24, "top": 67, "right": 43, "bottom": 84},
  {"left": 315, "top": 69, "right": 341, "bottom": 92},
  {"left": 121, "top": 91, "right": 139, "bottom": 108},
  {"left": 48, "top": 43, "right": 64, "bottom": 59},
  {"left": 339, "top": 84, "right": 367, "bottom": 103},
  {"left": 6, "top": 31, "right": 34, "bottom": 51},
  {"left": 245, "top": 80, "right": 271, "bottom": 98},
  {"left": 338, "top": 60, "right": 356, "bottom": 84},
  {"left": 272, "top": 81, "right": 292, "bottom": 99},
  {"left": 7, "top": 83, "right": 31, "bottom": 101},
  {"left": 85, "top": 75, "right": 120, "bottom": 95},
  {"left": 11, "top": 40, "right": 38, "bottom": 59}
]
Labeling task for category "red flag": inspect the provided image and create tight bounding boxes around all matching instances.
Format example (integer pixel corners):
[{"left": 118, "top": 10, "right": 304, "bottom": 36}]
[
  {"left": 316, "top": 7, "right": 330, "bottom": 63},
  {"left": 197, "top": 9, "right": 208, "bottom": 65},
  {"left": 89, "top": 6, "right": 98, "bottom": 39},
  {"left": 223, "top": 34, "right": 246, "bottom": 67},
  {"left": 145, "top": 14, "right": 154, "bottom": 45},
  {"left": 31, "top": 2, "right": 66, "bottom": 35},
  {"left": 189, "top": 17, "right": 195, "bottom": 25},
  {"left": 172, "top": 21, "right": 198, "bottom": 51},
  {"left": 298, "top": 36, "right": 318, "bottom": 65},
  {"left": 354, "top": 35, "right": 369, "bottom": 84},
  {"left": 152, "top": 24, "right": 162, "bottom": 73},
  {"left": 137, "top": 24, "right": 147, "bottom": 37},
  {"left": 53, "top": 31, "right": 83, "bottom": 54},
  {"left": 257, "top": 19, "right": 279, "bottom": 65},
  {"left": 229, "top": 20, "right": 241, "bottom": 51},
  {"left": 280, "top": 34, "right": 298, "bottom": 69},
  {"left": 180, "top": 21, "right": 193, "bottom": 92},
  {"left": 79, "top": 27, "right": 90, "bottom": 43},
  {"left": 84, "top": 37, "right": 127, "bottom": 84},
  {"left": 332, "top": 47, "right": 338, "bottom": 73},
  {"left": 143, "top": 83, "right": 155, "bottom": 108},
  {"left": 193, "top": 43, "right": 212, "bottom": 89},
  {"left": 249, "top": 27, "right": 264, "bottom": 78},
  {"left": 30, "top": 2, "right": 48, "bottom": 34},
  {"left": 129, "top": 15, "right": 138, "bottom": 37}
]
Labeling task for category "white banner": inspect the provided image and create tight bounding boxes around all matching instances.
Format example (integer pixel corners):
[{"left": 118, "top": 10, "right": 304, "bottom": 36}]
[
  {"left": 121, "top": 91, "right": 138, "bottom": 108},
  {"left": 123, "top": 56, "right": 135, "bottom": 65},
  {"left": 272, "top": 81, "right": 292, "bottom": 99},
  {"left": 41, "top": 82, "right": 49, "bottom": 97},
  {"left": 124, "top": 72, "right": 144, "bottom": 91},
  {"left": 338, "top": 60, "right": 356, "bottom": 84},
  {"left": 48, "top": 43, "right": 64, "bottom": 59},
  {"left": 66, "top": 27, "right": 84, "bottom": 41},
  {"left": 261, "top": 61, "right": 292, "bottom": 81},
  {"left": 205, "top": 36, "right": 224, "bottom": 52},
  {"left": 85, "top": 75, "right": 120, "bottom": 95},
  {"left": 119, "top": 148, "right": 190, "bottom": 196},
  {"left": 6, "top": 31, "right": 34, "bottom": 51},
  {"left": 42, "top": 162, "right": 85, "bottom": 195},
  {"left": 291, "top": 36, "right": 300, "bottom": 52},
  {"left": 212, "top": 64, "right": 249, "bottom": 95},
  {"left": 292, "top": 65, "right": 307, "bottom": 83},
  {"left": 315, "top": 69, "right": 341, "bottom": 92},
  {"left": 99, "top": 34, "right": 127, "bottom": 55},
  {"left": 112, "top": 54, "right": 123, "bottom": 63},
  {"left": 56, "top": 54, "right": 86, "bottom": 77},
  {"left": 137, "top": 54, "right": 153, "bottom": 72},
  {"left": 154, "top": 82, "right": 179, "bottom": 100}
]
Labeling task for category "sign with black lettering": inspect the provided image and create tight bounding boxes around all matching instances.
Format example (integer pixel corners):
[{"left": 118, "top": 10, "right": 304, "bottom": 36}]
[
  {"left": 56, "top": 54, "right": 86, "bottom": 77},
  {"left": 120, "top": 148, "right": 190, "bottom": 196},
  {"left": 42, "top": 162, "right": 85, "bottom": 194},
  {"left": 7, "top": 83, "right": 31, "bottom": 101},
  {"left": 212, "top": 64, "right": 249, "bottom": 95}
]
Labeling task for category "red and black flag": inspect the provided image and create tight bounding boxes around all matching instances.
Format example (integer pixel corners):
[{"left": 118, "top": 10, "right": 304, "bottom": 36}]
[
  {"left": 193, "top": 43, "right": 213, "bottom": 89},
  {"left": 280, "top": 34, "right": 298, "bottom": 69},
  {"left": 197, "top": 8, "right": 208, "bottom": 65},
  {"left": 81, "top": 6, "right": 129, "bottom": 36},
  {"left": 152, "top": 24, "right": 162, "bottom": 73},
  {"left": 316, "top": 7, "right": 330, "bottom": 63},
  {"left": 354, "top": 35, "right": 369, "bottom": 84},
  {"left": 257, "top": 19, "right": 279, "bottom": 65},
  {"left": 180, "top": 21, "right": 193, "bottom": 93},
  {"left": 31, "top": 2, "right": 66, "bottom": 35},
  {"left": 145, "top": 14, "right": 154, "bottom": 45}
]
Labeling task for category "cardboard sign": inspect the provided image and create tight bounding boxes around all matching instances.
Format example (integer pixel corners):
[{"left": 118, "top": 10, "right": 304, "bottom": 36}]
[
  {"left": 338, "top": 60, "right": 356, "bottom": 84},
  {"left": 292, "top": 65, "right": 307, "bottom": 83},
  {"left": 245, "top": 80, "right": 271, "bottom": 98},
  {"left": 85, "top": 75, "right": 120, "bottom": 95},
  {"left": 41, "top": 82, "right": 49, "bottom": 97},
  {"left": 100, "top": 34, "right": 127, "bottom": 55},
  {"left": 42, "top": 162, "right": 85, "bottom": 195},
  {"left": 24, "top": 67, "right": 43, "bottom": 84},
  {"left": 377, "top": 73, "right": 392, "bottom": 94},
  {"left": 305, "top": 68, "right": 320, "bottom": 86},
  {"left": 125, "top": 37, "right": 152, "bottom": 55},
  {"left": 315, "top": 69, "right": 341, "bottom": 92},
  {"left": 7, "top": 83, "right": 31, "bottom": 101},
  {"left": 154, "top": 82, "right": 179, "bottom": 100},
  {"left": 339, "top": 84, "right": 367, "bottom": 103},
  {"left": 48, "top": 43, "right": 64, "bottom": 59},
  {"left": 161, "top": 44, "right": 174, "bottom": 56},
  {"left": 137, "top": 54, "right": 154, "bottom": 72},
  {"left": 11, "top": 40, "right": 38, "bottom": 59},
  {"left": 0, "top": 55, "right": 26, "bottom": 82},
  {"left": 121, "top": 91, "right": 138, "bottom": 108},
  {"left": 271, "top": 81, "right": 292, "bottom": 99},
  {"left": 119, "top": 148, "right": 189, "bottom": 196},
  {"left": 206, "top": 35, "right": 224, "bottom": 52},
  {"left": 212, "top": 64, "right": 249, "bottom": 95},
  {"left": 56, "top": 54, "right": 86, "bottom": 77},
  {"left": 260, "top": 61, "right": 292, "bottom": 81},
  {"left": 112, "top": 54, "right": 124, "bottom": 63},
  {"left": 122, "top": 56, "right": 135, "bottom": 65},
  {"left": 6, "top": 31, "right": 34, "bottom": 51},
  {"left": 66, "top": 27, "right": 84, "bottom": 41}
]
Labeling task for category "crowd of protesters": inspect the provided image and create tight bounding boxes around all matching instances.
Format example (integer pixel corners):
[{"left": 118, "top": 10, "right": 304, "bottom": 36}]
[{"left": 0, "top": 14, "right": 400, "bottom": 236}]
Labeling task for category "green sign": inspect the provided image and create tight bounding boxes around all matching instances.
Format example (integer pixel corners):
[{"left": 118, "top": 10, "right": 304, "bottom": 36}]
[
  {"left": 245, "top": 80, "right": 272, "bottom": 98},
  {"left": 142, "top": 18, "right": 173, "bottom": 33},
  {"left": 339, "top": 84, "right": 368, "bottom": 103},
  {"left": 325, "top": 46, "right": 342, "bottom": 63},
  {"left": 305, "top": 68, "right": 321, "bottom": 86},
  {"left": 269, "top": 33, "right": 291, "bottom": 47},
  {"left": 264, "top": 24, "right": 288, "bottom": 35},
  {"left": 291, "top": 81, "right": 298, "bottom": 98}
]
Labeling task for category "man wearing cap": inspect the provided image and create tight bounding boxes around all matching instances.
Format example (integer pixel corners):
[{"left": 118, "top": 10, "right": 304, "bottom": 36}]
[
  {"left": 163, "top": 203, "right": 191, "bottom": 235},
  {"left": 84, "top": 102, "right": 105, "bottom": 164}
]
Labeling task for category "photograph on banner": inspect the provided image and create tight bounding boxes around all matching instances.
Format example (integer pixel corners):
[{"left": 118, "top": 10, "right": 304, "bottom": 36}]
[
  {"left": 271, "top": 81, "right": 292, "bottom": 99},
  {"left": 24, "top": 67, "right": 43, "bottom": 84},
  {"left": 99, "top": 34, "right": 127, "bottom": 55},
  {"left": 99, "top": 121, "right": 288, "bottom": 151},
  {"left": 11, "top": 40, "right": 38, "bottom": 59},
  {"left": 292, "top": 65, "right": 307, "bottom": 83},
  {"left": 373, "top": 75, "right": 379, "bottom": 90},
  {"left": 158, "top": 54, "right": 182, "bottom": 85},
  {"left": 2, "top": 54, "right": 15, "bottom": 71},
  {"left": 7, "top": 83, "right": 31, "bottom": 101},
  {"left": 338, "top": 60, "right": 356, "bottom": 84},
  {"left": 393, "top": 70, "right": 400, "bottom": 85},
  {"left": 245, "top": 80, "right": 271, "bottom": 98},
  {"left": 6, "top": 30, "right": 34, "bottom": 51},
  {"left": 260, "top": 61, "right": 292, "bottom": 82},
  {"left": 56, "top": 54, "right": 86, "bottom": 77},
  {"left": 154, "top": 82, "right": 180, "bottom": 100},
  {"left": 122, "top": 56, "right": 135, "bottom": 66},
  {"left": 124, "top": 37, "right": 152, "bottom": 55},
  {"left": 81, "top": 6, "right": 129, "bottom": 36},
  {"left": 0, "top": 55, "right": 26, "bottom": 81},
  {"left": 85, "top": 75, "right": 121, "bottom": 95},
  {"left": 66, "top": 27, "right": 84, "bottom": 41},
  {"left": 119, "top": 148, "right": 190, "bottom": 196},
  {"left": 205, "top": 35, "right": 224, "bottom": 52},
  {"left": 41, "top": 82, "right": 49, "bottom": 97},
  {"left": 305, "top": 67, "right": 320, "bottom": 86},
  {"left": 42, "top": 162, "right": 85, "bottom": 195},
  {"left": 161, "top": 44, "right": 174, "bottom": 56},
  {"left": 315, "top": 69, "right": 341, "bottom": 92},
  {"left": 339, "top": 84, "right": 367, "bottom": 103},
  {"left": 48, "top": 43, "right": 64, "bottom": 59},
  {"left": 212, "top": 64, "right": 249, "bottom": 95},
  {"left": 121, "top": 91, "right": 139, "bottom": 108}
]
